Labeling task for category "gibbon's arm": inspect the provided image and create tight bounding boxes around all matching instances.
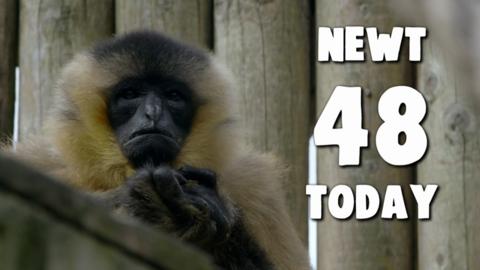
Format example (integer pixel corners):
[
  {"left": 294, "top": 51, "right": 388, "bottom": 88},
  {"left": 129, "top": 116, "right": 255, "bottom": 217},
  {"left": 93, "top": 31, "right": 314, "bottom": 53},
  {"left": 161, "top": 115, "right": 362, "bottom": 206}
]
[
  {"left": 218, "top": 152, "right": 312, "bottom": 270},
  {"left": 89, "top": 165, "right": 276, "bottom": 269}
]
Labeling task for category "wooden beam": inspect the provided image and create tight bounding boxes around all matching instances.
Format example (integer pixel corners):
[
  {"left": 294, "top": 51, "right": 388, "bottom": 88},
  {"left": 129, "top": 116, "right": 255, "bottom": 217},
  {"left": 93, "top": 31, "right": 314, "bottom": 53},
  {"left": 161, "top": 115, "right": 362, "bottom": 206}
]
[
  {"left": 115, "top": 0, "right": 212, "bottom": 49},
  {"left": 18, "top": 0, "right": 114, "bottom": 140},
  {"left": 315, "top": 1, "right": 415, "bottom": 269},
  {"left": 214, "top": 0, "right": 311, "bottom": 244},
  {"left": 417, "top": 38, "right": 480, "bottom": 270},
  {"left": 0, "top": 153, "right": 215, "bottom": 270},
  {"left": 0, "top": 0, "right": 17, "bottom": 141}
]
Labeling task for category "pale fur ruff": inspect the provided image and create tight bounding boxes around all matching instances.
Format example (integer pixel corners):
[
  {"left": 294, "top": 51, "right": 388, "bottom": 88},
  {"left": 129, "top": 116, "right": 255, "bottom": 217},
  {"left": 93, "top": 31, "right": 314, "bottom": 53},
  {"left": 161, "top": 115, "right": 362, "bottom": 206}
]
[{"left": 10, "top": 42, "right": 310, "bottom": 270}]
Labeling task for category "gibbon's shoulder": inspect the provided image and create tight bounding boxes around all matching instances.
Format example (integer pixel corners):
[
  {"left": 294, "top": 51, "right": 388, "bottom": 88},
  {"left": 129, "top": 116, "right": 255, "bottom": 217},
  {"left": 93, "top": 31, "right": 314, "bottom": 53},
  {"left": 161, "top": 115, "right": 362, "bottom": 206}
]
[
  {"left": 221, "top": 148, "right": 287, "bottom": 197},
  {"left": 1, "top": 136, "right": 67, "bottom": 181},
  {"left": 220, "top": 148, "right": 311, "bottom": 270}
]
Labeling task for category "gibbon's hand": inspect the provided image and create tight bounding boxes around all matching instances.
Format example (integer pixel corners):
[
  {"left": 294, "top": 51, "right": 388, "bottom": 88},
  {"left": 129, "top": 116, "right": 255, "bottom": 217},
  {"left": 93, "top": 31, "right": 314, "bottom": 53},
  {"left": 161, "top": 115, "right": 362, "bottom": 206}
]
[{"left": 120, "top": 165, "right": 234, "bottom": 248}]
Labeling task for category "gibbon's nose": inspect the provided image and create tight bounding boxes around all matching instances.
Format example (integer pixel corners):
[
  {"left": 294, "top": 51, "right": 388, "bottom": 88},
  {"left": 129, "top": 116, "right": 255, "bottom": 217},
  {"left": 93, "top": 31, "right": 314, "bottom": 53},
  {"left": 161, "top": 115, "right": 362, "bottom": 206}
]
[{"left": 144, "top": 94, "right": 163, "bottom": 121}]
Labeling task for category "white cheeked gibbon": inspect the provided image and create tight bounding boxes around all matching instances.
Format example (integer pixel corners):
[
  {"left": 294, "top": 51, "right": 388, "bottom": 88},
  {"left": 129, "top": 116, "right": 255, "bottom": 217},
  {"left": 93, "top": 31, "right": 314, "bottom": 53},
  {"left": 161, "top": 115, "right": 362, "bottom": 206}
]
[{"left": 6, "top": 31, "right": 310, "bottom": 270}]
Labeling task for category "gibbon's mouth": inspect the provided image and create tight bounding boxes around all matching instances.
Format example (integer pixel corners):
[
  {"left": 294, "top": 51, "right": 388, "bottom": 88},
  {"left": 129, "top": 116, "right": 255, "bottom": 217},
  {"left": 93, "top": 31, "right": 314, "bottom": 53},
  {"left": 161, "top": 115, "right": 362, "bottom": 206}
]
[
  {"left": 123, "top": 128, "right": 181, "bottom": 166},
  {"left": 125, "top": 128, "right": 180, "bottom": 149},
  {"left": 129, "top": 128, "right": 174, "bottom": 141}
]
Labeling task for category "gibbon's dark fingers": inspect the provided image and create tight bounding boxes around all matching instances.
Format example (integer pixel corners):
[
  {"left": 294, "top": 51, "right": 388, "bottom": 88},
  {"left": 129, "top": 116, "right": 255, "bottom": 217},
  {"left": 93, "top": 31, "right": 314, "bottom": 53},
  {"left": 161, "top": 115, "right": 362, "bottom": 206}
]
[
  {"left": 149, "top": 166, "right": 233, "bottom": 247},
  {"left": 178, "top": 165, "right": 217, "bottom": 189},
  {"left": 108, "top": 165, "right": 233, "bottom": 247}
]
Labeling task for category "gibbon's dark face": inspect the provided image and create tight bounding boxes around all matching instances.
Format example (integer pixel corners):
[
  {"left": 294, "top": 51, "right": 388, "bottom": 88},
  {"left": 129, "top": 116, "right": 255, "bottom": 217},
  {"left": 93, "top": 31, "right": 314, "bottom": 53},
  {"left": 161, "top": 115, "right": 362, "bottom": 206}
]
[
  {"left": 107, "top": 76, "right": 195, "bottom": 168},
  {"left": 93, "top": 31, "right": 209, "bottom": 168}
]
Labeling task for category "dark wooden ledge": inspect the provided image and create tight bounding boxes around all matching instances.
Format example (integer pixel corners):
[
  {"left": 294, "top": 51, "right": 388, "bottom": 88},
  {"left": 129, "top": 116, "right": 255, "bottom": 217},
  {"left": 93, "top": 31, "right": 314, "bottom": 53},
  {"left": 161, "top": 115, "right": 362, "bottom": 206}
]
[{"left": 0, "top": 153, "right": 215, "bottom": 270}]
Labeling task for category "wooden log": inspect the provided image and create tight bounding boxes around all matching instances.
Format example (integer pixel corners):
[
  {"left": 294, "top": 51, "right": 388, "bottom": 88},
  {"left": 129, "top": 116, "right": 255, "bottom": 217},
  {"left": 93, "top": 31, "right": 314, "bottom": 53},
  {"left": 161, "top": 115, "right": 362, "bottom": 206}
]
[
  {"left": 115, "top": 0, "right": 212, "bottom": 48},
  {"left": 417, "top": 38, "right": 480, "bottom": 270},
  {"left": 214, "top": 0, "right": 311, "bottom": 243},
  {"left": 18, "top": 0, "right": 113, "bottom": 140},
  {"left": 0, "top": 153, "right": 215, "bottom": 270},
  {"left": 0, "top": 0, "right": 17, "bottom": 141},
  {"left": 315, "top": 1, "right": 414, "bottom": 269}
]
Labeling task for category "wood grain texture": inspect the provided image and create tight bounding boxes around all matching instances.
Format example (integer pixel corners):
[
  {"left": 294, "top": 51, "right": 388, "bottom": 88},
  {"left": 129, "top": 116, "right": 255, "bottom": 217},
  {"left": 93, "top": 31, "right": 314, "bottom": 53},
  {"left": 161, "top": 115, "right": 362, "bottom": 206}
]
[
  {"left": 214, "top": 0, "right": 311, "bottom": 243},
  {"left": 0, "top": 0, "right": 17, "bottom": 140},
  {"left": 116, "top": 0, "right": 212, "bottom": 48},
  {"left": 315, "top": 1, "right": 414, "bottom": 269},
  {"left": 389, "top": 0, "right": 480, "bottom": 112},
  {"left": 417, "top": 38, "right": 480, "bottom": 270},
  {"left": 0, "top": 191, "right": 157, "bottom": 270},
  {"left": 18, "top": 0, "right": 113, "bottom": 140}
]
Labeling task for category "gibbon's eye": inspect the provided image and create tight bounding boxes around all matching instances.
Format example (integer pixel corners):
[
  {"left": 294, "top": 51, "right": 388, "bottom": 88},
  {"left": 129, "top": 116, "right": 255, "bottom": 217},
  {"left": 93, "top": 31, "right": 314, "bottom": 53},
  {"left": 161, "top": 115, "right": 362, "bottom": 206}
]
[
  {"left": 119, "top": 88, "right": 139, "bottom": 100},
  {"left": 165, "top": 89, "right": 184, "bottom": 102}
]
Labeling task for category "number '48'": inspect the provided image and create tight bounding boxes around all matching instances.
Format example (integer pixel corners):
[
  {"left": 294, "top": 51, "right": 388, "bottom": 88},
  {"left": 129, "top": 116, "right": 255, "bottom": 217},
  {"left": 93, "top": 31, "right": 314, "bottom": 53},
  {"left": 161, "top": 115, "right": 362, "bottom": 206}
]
[{"left": 314, "top": 86, "right": 428, "bottom": 166}]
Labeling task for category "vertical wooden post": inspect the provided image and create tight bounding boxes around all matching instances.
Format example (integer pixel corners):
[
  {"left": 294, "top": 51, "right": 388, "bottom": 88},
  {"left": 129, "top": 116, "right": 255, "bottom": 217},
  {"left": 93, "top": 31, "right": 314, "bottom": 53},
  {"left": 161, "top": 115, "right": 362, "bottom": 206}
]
[
  {"left": 315, "top": 2, "right": 414, "bottom": 269},
  {"left": 115, "top": 0, "right": 212, "bottom": 48},
  {"left": 18, "top": 0, "right": 113, "bottom": 140},
  {"left": 215, "top": 0, "right": 311, "bottom": 243},
  {"left": 0, "top": 0, "right": 17, "bottom": 140},
  {"left": 417, "top": 39, "right": 480, "bottom": 270}
]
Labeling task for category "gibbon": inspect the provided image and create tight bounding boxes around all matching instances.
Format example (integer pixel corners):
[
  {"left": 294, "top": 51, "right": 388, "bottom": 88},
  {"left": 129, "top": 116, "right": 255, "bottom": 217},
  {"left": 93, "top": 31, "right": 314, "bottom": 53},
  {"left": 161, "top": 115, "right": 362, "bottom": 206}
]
[{"left": 7, "top": 31, "right": 310, "bottom": 270}]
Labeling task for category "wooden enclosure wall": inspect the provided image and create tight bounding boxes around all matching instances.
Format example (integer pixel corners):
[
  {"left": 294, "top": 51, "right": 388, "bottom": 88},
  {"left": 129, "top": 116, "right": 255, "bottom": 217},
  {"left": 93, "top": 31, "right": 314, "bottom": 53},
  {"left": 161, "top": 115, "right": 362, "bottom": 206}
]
[
  {"left": 115, "top": 1, "right": 212, "bottom": 48},
  {"left": 417, "top": 38, "right": 480, "bottom": 270},
  {"left": 0, "top": 0, "right": 478, "bottom": 270},
  {"left": 214, "top": 0, "right": 311, "bottom": 243},
  {"left": 18, "top": 0, "right": 114, "bottom": 139},
  {"left": 315, "top": 1, "right": 414, "bottom": 269}
]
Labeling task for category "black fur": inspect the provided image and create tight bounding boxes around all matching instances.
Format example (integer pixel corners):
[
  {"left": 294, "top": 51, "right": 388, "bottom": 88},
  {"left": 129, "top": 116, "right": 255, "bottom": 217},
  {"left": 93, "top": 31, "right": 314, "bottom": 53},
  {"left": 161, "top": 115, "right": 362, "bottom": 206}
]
[
  {"left": 92, "top": 31, "right": 209, "bottom": 80},
  {"left": 212, "top": 220, "right": 274, "bottom": 269}
]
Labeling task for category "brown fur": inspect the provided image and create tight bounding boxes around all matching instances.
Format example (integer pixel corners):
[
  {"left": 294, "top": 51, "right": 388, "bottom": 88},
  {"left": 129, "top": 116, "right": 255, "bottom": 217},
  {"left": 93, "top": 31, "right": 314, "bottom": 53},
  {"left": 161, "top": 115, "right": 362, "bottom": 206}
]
[{"left": 6, "top": 37, "right": 310, "bottom": 270}]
